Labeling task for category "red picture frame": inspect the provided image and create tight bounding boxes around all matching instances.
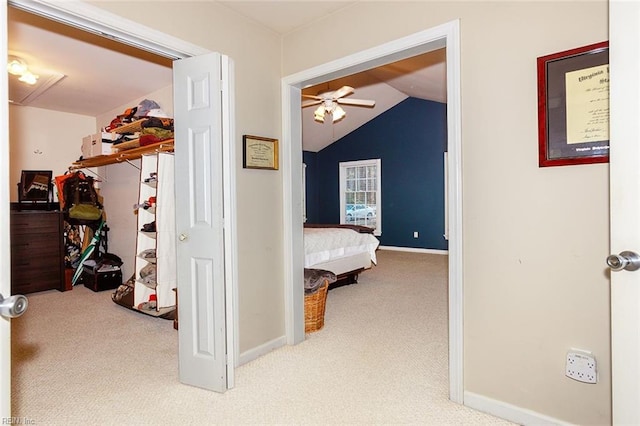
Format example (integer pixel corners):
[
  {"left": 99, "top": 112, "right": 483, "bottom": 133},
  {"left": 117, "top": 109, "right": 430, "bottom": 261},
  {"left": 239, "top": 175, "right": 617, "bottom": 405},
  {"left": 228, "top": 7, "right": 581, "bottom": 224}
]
[{"left": 537, "top": 41, "right": 609, "bottom": 167}]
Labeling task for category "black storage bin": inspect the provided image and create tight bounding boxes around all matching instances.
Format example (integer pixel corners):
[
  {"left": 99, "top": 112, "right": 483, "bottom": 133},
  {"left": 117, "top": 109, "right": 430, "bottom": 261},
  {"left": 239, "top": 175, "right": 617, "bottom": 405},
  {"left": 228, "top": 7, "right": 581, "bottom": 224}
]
[{"left": 82, "top": 266, "right": 122, "bottom": 292}]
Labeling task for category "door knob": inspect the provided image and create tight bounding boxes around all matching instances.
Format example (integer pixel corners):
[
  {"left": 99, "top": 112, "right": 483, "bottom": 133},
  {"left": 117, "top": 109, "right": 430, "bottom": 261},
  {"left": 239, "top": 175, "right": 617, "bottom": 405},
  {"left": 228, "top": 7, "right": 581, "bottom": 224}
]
[
  {"left": 607, "top": 251, "right": 640, "bottom": 271},
  {"left": 0, "top": 293, "right": 28, "bottom": 319},
  {"left": 179, "top": 233, "right": 188, "bottom": 241}
]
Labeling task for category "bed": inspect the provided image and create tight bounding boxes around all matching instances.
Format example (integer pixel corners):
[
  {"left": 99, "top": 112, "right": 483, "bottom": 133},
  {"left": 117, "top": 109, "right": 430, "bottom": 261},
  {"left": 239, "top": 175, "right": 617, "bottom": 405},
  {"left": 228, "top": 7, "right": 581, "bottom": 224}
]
[{"left": 304, "top": 224, "right": 380, "bottom": 286}]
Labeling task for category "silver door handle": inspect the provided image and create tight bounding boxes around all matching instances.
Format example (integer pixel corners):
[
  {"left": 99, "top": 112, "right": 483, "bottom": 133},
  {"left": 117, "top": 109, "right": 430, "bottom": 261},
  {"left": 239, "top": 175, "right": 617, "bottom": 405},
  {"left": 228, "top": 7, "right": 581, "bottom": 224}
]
[
  {"left": 607, "top": 251, "right": 640, "bottom": 271},
  {"left": 179, "top": 233, "right": 188, "bottom": 241},
  {"left": 0, "top": 293, "right": 28, "bottom": 319}
]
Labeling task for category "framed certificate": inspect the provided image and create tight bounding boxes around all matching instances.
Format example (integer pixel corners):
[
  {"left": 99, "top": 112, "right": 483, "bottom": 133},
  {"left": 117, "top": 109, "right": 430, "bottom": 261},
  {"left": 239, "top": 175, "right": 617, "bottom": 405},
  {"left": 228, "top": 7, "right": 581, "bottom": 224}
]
[
  {"left": 537, "top": 41, "right": 609, "bottom": 167},
  {"left": 242, "top": 135, "right": 279, "bottom": 170}
]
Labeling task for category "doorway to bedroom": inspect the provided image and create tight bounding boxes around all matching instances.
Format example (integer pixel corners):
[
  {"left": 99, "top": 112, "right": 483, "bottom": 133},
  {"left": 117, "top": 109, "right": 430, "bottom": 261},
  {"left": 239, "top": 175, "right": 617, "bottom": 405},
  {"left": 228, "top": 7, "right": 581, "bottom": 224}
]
[{"left": 282, "top": 21, "right": 463, "bottom": 402}]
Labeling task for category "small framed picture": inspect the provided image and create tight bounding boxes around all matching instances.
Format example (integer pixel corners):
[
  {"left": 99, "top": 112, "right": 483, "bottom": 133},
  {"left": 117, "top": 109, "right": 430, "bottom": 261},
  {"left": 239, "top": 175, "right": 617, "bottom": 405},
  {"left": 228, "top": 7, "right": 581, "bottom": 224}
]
[
  {"left": 537, "top": 41, "right": 609, "bottom": 167},
  {"left": 243, "top": 135, "right": 279, "bottom": 170}
]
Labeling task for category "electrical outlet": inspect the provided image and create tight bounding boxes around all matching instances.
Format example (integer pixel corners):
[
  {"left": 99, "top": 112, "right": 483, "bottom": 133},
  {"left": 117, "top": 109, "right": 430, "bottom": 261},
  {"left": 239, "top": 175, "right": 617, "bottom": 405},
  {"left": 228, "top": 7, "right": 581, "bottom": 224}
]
[
  {"left": 413, "top": 231, "right": 419, "bottom": 238},
  {"left": 565, "top": 349, "right": 597, "bottom": 384}
]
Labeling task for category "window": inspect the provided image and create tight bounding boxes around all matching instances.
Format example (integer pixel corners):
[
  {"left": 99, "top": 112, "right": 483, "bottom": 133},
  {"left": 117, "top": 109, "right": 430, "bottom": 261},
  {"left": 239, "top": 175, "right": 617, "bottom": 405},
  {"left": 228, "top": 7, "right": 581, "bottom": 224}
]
[{"left": 339, "top": 159, "right": 381, "bottom": 235}]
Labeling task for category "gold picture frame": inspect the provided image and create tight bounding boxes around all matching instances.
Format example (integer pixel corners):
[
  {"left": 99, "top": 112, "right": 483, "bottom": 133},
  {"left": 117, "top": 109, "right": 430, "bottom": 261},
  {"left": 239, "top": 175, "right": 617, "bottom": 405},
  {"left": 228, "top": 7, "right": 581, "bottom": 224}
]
[{"left": 242, "top": 135, "right": 279, "bottom": 170}]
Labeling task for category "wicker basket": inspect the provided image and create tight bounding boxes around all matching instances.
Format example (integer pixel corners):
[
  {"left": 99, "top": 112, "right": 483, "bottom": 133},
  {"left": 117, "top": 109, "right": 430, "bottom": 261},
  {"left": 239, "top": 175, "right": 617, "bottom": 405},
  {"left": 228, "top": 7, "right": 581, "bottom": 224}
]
[{"left": 304, "top": 280, "right": 329, "bottom": 333}]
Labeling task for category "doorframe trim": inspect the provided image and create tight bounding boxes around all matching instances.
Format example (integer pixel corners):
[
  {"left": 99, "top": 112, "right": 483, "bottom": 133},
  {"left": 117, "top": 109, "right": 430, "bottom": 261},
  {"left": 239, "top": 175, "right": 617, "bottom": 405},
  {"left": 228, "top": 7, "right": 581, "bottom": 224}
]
[
  {"left": 9, "top": 0, "right": 208, "bottom": 58},
  {"left": 281, "top": 19, "right": 463, "bottom": 403},
  {"left": 8, "top": 0, "right": 238, "bottom": 389},
  {"left": 1, "top": 0, "right": 11, "bottom": 418}
]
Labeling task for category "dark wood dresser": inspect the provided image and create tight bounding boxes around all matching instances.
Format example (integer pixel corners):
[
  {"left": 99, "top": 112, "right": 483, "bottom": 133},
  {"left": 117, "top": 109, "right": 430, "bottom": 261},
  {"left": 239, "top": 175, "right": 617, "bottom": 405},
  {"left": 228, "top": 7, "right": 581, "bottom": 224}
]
[{"left": 10, "top": 209, "right": 66, "bottom": 294}]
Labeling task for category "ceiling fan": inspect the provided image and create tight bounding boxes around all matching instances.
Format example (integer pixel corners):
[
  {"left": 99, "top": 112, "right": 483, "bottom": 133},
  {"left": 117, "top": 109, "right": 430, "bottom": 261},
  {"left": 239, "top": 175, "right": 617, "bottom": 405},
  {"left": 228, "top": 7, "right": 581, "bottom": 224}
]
[{"left": 302, "top": 85, "right": 375, "bottom": 123}]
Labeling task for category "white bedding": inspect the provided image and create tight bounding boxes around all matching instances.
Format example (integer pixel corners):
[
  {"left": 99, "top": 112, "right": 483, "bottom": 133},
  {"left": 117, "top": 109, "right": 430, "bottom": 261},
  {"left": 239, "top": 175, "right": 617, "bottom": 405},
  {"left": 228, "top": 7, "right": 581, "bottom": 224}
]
[{"left": 304, "top": 227, "right": 380, "bottom": 268}]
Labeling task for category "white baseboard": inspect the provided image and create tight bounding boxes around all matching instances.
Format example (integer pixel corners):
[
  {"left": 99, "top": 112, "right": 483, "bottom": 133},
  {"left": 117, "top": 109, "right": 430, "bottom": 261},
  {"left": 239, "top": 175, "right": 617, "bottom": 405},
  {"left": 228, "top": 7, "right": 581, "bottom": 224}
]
[
  {"left": 238, "top": 335, "right": 286, "bottom": 366},
  {"left": 464, "top": 391, "right": 573, "bottom": 426},
  {"left": 379, "top": 245, "right": 448, "bottom": 255}
]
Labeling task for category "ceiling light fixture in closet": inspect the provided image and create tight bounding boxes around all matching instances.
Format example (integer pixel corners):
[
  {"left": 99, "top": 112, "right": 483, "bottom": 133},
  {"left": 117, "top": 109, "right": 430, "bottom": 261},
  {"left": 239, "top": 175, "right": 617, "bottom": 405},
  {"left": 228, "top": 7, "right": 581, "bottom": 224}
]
[{"left": 7, "top": 55, "right": 39, "bottom": 85}]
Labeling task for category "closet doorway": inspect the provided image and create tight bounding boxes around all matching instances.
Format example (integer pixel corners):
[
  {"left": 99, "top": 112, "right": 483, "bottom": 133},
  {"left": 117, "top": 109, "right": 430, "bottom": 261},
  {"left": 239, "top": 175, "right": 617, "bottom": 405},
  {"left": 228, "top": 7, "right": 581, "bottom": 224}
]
[{"left": 3, "top": 1, "right": 237, "bottom": 413}]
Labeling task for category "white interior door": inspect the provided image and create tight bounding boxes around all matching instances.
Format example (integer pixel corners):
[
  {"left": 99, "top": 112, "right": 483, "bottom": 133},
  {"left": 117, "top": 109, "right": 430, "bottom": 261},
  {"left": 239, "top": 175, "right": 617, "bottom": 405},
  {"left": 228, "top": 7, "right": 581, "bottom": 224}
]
[
  {"left": 1, "top": 1, "right": 11, "bottom": 418},
  {"left": 173, "top": 52, "right": 233, "bottom": 392},
  {"left": 609, "top": 1, "right": 640, "bottom": 423}
]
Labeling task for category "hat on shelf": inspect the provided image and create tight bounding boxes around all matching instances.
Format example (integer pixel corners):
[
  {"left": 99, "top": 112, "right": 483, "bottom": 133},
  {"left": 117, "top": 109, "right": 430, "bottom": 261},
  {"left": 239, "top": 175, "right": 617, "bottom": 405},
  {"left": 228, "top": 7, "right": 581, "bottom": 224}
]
[
  {"left": 146, "top": 108, "right": 171, "bottom": 118},
  {"left": 135, "top": 99, "right": 161, "bottom": 117}
]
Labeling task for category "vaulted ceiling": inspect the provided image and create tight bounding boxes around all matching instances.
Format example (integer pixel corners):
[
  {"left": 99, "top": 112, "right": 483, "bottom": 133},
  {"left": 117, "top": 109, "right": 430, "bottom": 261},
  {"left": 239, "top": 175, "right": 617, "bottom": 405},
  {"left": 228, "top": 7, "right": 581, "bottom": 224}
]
[
  {"left": 7, "top": 3, "right": 446, "bottom": 152},
  {"left": 301, "top": 51, "right": 446, "bottom": 152}
]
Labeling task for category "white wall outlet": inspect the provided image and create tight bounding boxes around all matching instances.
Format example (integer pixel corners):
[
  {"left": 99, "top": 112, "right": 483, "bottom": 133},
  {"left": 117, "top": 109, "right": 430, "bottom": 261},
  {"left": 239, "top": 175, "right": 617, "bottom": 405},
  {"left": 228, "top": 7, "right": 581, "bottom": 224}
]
[
  {"left": 565, "top": 349, "right": 597, "bottom": 384},
  {"left": 413, "top": 231, "right": 419, "bottom": 238}
]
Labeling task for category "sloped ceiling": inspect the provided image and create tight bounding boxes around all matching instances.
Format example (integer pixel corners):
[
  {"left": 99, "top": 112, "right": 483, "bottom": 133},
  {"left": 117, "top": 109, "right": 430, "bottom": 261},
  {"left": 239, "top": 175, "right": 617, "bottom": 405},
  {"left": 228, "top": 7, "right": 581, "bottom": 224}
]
[
  {"left": 7, "top": 7, "right": 173, "bottom": 117},
  {"left": 302, "top": 50, "right": 447, "bottom": 152},
  {"left": 7, "top": 4, "right": 446, "bottom": 152}
]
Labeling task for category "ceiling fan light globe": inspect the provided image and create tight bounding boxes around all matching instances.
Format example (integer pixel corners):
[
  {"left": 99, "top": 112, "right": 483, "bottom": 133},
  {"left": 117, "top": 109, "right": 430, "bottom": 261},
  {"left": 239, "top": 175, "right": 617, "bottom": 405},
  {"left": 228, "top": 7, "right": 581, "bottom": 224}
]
[
  {"left": 332, "top": 105, "right": 346, "bottom": 122},
  {"left": 314, "top": 105, "right": 326, "bottom": 122}
]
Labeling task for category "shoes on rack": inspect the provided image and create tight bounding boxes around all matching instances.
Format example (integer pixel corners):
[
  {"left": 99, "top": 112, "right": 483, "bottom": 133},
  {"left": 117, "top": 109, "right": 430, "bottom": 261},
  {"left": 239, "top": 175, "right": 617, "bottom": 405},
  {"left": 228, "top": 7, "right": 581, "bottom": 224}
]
[
  {"left": 133, "top": 201, "right": 151, "bottom": 211},
  {"left": 144, "top": 172, "right": 157, "bottom": 183},
  {"left": 140, "top": 221, "right": 156, "bottom": 232},
  {"left": 139, "top": 263, "right": 156, "bottom": 279},
  {"left": 141, "top": 276, "right": 157, "bottom": 287},
  {"left": 138, "top": 248, "right": 156, "bottom": 261},
  {"left": 137, "top": 294, "right": 157, "bottom": 311}
]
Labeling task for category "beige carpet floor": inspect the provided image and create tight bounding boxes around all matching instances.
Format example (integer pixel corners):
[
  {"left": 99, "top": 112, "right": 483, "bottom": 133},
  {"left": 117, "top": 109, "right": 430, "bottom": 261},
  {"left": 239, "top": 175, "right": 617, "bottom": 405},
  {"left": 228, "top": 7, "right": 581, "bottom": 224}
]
[{"left": 11, "top": 249, "right": 514, "bottom": 425}]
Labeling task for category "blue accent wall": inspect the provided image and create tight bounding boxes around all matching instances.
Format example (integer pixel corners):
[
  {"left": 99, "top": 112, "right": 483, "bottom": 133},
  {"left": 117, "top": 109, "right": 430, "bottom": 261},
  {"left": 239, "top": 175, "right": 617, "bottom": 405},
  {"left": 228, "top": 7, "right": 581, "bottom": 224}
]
[
  {"left": 302, "top": 150, "right": 320, "bottom": 223},
  {"left": 304, "top": 97, "right": 447, "bottom": 250}
]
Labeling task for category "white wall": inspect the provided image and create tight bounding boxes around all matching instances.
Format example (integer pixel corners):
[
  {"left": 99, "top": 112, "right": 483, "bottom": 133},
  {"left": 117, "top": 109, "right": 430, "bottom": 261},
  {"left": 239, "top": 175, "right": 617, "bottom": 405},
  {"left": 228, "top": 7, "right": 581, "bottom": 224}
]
[
  {"left": 90, "top": 1, "right": 285, "bottom": 355},
  {"left": 9, "top": 104, "right": 96, "bottom": 202},
  {"left": 282, "top": 2, "right": 609, "bottom": 425}
]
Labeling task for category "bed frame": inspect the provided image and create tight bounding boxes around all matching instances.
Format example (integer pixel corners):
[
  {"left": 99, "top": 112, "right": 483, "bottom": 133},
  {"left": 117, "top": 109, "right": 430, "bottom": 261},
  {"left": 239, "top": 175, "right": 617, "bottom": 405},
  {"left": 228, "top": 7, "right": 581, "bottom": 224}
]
[{"left": 304, "top": 223, "right": 376, "bottom": 288}]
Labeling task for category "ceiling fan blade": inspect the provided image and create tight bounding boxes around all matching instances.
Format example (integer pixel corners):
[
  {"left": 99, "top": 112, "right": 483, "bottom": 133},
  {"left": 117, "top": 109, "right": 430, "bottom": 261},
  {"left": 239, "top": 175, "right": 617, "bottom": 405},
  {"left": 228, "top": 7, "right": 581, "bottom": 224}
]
[
  {"left": 302, "top": 94, "right": 323, "bottom": 100},
  {"left": 302, "top": 99, "right": 322, "bottom": 108},
  {"left": 337, "top": 98, "right": 376, "bottom": 107},
  {"left": 331, "top": 85, "right": 354, "bottom": 99}
]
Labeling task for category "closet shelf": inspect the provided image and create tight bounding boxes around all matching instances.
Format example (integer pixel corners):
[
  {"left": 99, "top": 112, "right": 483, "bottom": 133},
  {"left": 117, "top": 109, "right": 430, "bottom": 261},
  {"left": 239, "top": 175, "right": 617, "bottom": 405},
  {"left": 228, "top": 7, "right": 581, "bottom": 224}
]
[
  {"left": 110, "top": 118, "right": 147, "bottom": 134},
  {"left": 69, "top": 140, "right": 174, "bottom": 170}
]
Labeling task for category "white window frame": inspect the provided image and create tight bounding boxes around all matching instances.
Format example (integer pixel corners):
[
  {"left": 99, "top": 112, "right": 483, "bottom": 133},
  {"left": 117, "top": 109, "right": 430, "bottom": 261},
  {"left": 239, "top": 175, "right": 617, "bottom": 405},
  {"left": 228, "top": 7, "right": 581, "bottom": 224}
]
[{"left": 339, "top": 158, "right": 382, "bottom": 236}]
